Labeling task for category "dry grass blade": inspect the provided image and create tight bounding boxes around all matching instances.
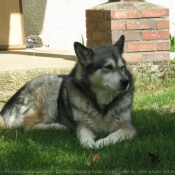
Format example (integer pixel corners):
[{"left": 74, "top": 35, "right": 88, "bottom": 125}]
[{"left": 87, "top": 154, "right": 101, "bottom": 166}]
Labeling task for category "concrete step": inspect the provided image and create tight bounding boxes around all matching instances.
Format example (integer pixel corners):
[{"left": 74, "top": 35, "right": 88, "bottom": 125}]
[{"left": 0, "top": 47, "right": 76, "bottom": 111}]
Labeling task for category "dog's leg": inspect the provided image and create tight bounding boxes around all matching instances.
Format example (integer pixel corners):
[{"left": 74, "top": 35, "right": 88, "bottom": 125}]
[
  {"left": 77, "top": 124, "right": 96, "bottom": 149},
  {"left": 95, "top": 120, "right": 136, "bottom": 148},
  {"left": 22, "top": 105, "right": 67, "bottom": 130},
  {"left": 32, "top": 123, "right": 67, "bottom": 130}
]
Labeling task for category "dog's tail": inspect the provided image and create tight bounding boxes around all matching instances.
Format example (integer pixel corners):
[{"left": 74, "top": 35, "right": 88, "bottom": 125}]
[{"left": 0, "top": 115, "right": 6, "bottom": 128}]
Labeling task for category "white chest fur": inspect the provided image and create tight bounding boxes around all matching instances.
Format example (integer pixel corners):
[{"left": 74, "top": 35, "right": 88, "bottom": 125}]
[{"left": 69, "top": 90, "right": 132, "bottom": 134}]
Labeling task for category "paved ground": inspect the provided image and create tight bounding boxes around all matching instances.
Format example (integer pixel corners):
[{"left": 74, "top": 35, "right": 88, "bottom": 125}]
[{"left": 0, "top": 47, "right": 76, "bottom": 70}]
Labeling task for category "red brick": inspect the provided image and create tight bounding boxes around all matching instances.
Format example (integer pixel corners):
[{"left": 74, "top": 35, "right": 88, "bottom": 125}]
[
  {"left": 142, "top": 31, "right": 169, "bottom": 40},
  {"left": 98, "top": 41, "right": 110, "bottom": 45},
  {"left": 87, "top": 40, "right": 98, "bottom": 47},
  {"left": 156, "top": 20, "right": 169, "bottom": 29},
  {"left": 105, "top": 32, "right": 111, "bottom": 40},
  {"left": 156, "top": 42, "right": 170, "bottom": 51},
  {"left": 93, "top": 31, "right": 105, "bottom": 41},
  {"left": 127, "top": 20, "right": 155, "bottom": 30},
  {"left": 142, "top": 9, "right": 169, "bottom": 18},
  {"left": 98, "top": 21, "right": 111, "bottom": 30},
  {"left": 142, "top": 52, "right": 169, "bottom": 62},
  {"left": 92, "top": 10, "right": 104, "bottom": 19},
  {"left": 86, "top": 10, "right": 92, "bottom": 18},
  {"left": 123, "top": 53, "right": 141, "bottom": 62},
  {"left": 106, "top": 31, "right": 140, "bottom": 41},
  {"left": 98, "top": 21, "right": 125, "bottom": 30},
  {"left": 86, "top": 30, "right": 92, "bottom": 39},
  {"left": 111, "top": 21, "right": 125, "bottom": 30},
  {"left": 127, "top": 42, "right": 155, "bottom": 52},
  {"left": 105, "top": 9, "right": 140, "bottom": 19},
  {"left": 86, "top": 20, "right": 98, "bottom": 29}
]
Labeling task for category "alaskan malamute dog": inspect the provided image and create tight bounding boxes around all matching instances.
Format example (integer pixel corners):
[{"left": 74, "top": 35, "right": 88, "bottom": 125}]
[{"left": 0, "top": 35, "right": 136, "bottom": 148}]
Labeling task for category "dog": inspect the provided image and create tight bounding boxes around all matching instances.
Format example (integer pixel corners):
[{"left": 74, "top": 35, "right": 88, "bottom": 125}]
[{"left": 0, "top": 35, "right": 136, "bottom": 149}]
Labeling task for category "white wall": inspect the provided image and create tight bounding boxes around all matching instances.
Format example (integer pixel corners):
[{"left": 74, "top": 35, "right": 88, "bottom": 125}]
[
  {"left": 22, "top": 0, "right": 175, "bottom": 51},
  {"left": 22, "top": 0, "right": 107, "bottom": 51}
]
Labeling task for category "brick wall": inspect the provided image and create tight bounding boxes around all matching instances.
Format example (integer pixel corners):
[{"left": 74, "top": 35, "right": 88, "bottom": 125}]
[{"left": 86, "top": 2, "right": 170, "bottom": 62}]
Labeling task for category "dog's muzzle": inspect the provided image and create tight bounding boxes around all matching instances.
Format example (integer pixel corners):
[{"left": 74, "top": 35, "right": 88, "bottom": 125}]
[{"left": 120, "top": 77, "right": 129, "bottom": 91}]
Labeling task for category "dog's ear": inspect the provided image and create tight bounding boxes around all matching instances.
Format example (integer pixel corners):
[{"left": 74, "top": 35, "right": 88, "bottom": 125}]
[
  {"left": 74, "top": 42, "right": 94, "bottom": 67},
  {"left": 114, "top": 35, "right": 125, "bottom": 53}
]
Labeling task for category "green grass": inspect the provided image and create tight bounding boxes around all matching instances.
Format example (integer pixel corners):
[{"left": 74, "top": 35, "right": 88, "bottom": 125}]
[{"left": 0, "top": 71, "right": 175, "bottom": 175}]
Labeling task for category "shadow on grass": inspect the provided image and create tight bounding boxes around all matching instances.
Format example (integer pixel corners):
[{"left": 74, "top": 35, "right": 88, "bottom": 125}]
[
  {"left": 0, "top": 109, "right": 174, "bottom": 173},
  {"left": 133, "top": 109, "right": 175, "bottom": 138}
]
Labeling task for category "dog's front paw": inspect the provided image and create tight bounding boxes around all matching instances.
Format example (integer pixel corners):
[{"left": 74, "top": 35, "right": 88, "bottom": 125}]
[
  {"left": 95, "top": 139, "right": 105, "bottom": 149},
  {"left": 95, "top": 138, "right": 112, "bottom": 149},
  {"left": 81, "top": 140, "right": 96, "bottom": 149}
]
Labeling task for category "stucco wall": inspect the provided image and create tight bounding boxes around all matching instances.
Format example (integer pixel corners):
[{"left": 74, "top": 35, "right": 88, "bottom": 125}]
[
  {"left": 22, "top": 0, "right": 175, "bottom": 51},
  {"left": 22, "top": 0, "right": 107, "bottom": 51}
]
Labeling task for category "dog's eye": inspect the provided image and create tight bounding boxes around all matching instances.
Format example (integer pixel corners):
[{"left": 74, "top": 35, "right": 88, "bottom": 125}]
[
  {"left": 104, "top": 65, "right": 113, "bottom": 70},
  {"left": 120, "top": 66, "right": 124, "bottom": 71}
]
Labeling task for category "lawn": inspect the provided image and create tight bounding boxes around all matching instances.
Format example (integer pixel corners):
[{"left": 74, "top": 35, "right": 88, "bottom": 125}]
[{"left": 0, "top": 67, "right": 175, "bottom": 175}]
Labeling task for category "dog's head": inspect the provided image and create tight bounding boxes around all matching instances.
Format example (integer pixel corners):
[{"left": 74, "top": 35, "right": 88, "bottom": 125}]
[{"left": 74, "top": 35, "right": 130, "bottom": 93}]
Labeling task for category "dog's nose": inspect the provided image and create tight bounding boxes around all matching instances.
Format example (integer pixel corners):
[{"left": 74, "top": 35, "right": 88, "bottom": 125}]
[{"left": 120, "top": 78, "right": 129, "bottom": 87}]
